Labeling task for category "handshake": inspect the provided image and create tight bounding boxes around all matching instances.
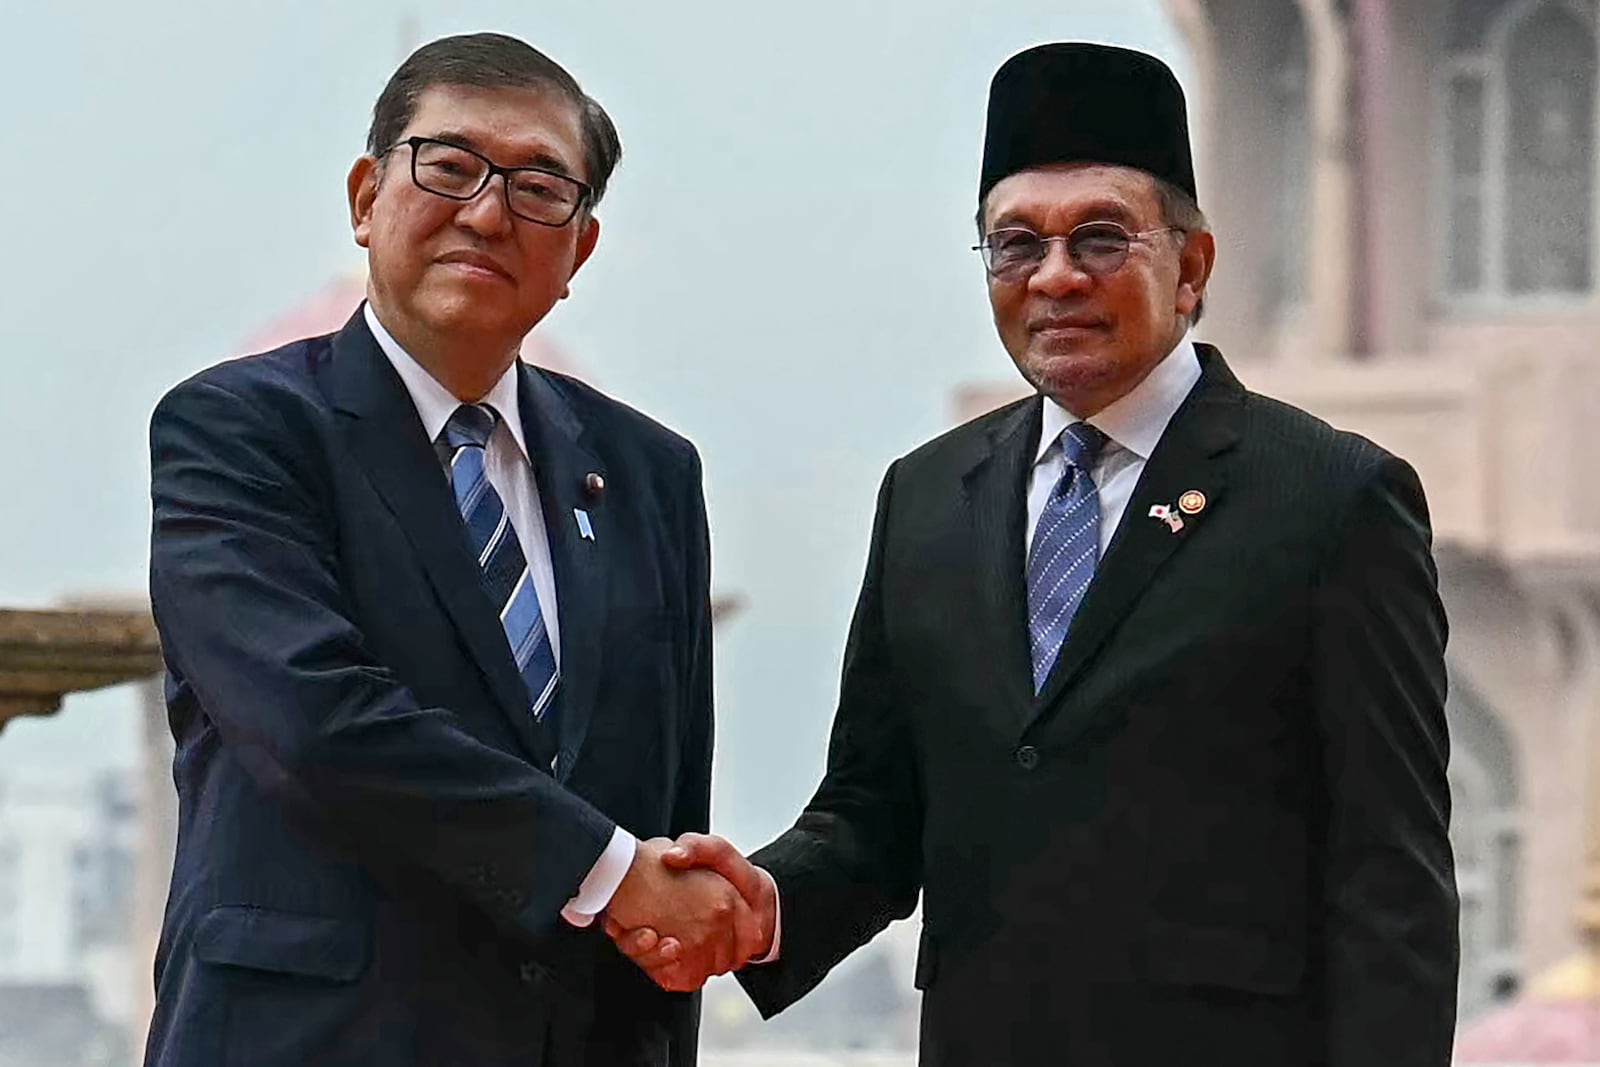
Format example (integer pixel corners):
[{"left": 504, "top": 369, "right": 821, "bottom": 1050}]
[{"left": 601, "top": 834, "right": 778, "bottom": 992}]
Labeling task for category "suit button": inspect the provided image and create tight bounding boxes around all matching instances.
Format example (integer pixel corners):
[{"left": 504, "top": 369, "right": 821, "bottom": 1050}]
[{"left": 1016, "top": 745, "right": 1040, "bottom": 771}]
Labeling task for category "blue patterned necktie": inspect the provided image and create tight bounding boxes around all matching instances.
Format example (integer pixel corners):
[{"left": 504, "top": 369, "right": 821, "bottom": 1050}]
[
  {"left": 442, "top": 404, "right": 560, "bottom": 723},
  {"left": 1026, "top": 422, "right": 1108, "bottom": 694}
]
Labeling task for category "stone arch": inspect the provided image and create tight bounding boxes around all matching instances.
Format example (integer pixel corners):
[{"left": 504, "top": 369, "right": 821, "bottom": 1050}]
[{"left": 1446, "top": 665, "right": 1522, "bottom": 1020}]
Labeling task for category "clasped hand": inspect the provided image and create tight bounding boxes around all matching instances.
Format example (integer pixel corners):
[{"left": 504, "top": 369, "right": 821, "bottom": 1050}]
[{"left": 602, "top": 834, "right": 774, "bottom": 992}]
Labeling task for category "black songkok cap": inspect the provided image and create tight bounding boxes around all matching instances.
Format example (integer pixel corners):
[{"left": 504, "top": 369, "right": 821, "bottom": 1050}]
[{"left": 979, "top": 43, "right": 1197, "bottom": 207}]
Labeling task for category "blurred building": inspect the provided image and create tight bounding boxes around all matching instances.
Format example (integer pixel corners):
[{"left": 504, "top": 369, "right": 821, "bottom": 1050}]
[
  {"left": 700, "top": 1055, "right": 913, "bottom": 1067},
  {"left": 955, "top": 0, "right": 1600, "bottom": 1047},
  {"left": 0, "top": 771, "right": 138, "bottom": 1067},
  {"left": 700, "top": 918, "right": 921, "bottom": 1053}
]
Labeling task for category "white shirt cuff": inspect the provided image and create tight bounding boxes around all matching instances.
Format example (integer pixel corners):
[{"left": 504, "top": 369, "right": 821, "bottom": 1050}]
[
  {"left": 561, "top": 826, "right": 637, "bottom": 927},
  {"left": 754, "top": 866, "right": 782, "bottom": 964}
]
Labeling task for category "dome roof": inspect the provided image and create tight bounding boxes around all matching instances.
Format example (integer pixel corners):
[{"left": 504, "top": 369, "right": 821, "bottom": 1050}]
[
  {"left": 1456, "top": 952, "right": 1600, "bottom": 1063},
  {"left": 238, "top": 271, "right": 582, "bottom": 377}
]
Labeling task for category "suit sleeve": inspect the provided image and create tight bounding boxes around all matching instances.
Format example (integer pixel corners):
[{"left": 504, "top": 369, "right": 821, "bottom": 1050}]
[
  {"left": 148, "top": 378, "right": 614, "bottom": 942},
  {"left": 671, "top": 446, "right": 715, "bottom": 841},
  {"left": 737, "top": 463, "right": 923, "bottom": 1017},
  {"left": 1311, "top": 455, "right": 1459, "bottom": 1065},
  {"left": 668, "top": 447, "right": 713, "bottom": 1066}
]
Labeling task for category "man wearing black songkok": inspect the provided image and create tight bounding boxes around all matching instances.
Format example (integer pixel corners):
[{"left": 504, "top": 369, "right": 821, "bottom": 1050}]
[{"left": 616, "top": 42, "right": 1459, "bottom": 1066}]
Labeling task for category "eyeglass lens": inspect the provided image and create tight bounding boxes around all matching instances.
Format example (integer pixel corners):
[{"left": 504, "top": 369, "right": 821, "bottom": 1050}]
[
  {"left": 410, "top": 140, "right": 584, "bottom": 226},
  {"left": 984, "top": 224, "right": 1133, "bottom": 278}
]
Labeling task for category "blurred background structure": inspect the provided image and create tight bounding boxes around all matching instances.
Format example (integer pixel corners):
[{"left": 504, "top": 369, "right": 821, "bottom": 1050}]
[{"left": 2, "top": 0, "right": 1597, "bottom": 1062}]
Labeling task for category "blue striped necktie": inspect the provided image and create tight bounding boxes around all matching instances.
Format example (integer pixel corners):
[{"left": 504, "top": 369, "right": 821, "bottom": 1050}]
[
  {"left": 1026, "top": 422, "right": 1108, "bottom": 694},
  {"left": 442, "top": 404, "right": 560, "bottom": 723}
]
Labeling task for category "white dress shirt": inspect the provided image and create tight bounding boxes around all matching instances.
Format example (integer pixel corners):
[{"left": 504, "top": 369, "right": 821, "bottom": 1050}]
[
  {"left": 363, "top": 303, "right": 634, "bottom": 927},
  {"left": 1026, "top": 334, "right": 1202, "bottom": 561}
]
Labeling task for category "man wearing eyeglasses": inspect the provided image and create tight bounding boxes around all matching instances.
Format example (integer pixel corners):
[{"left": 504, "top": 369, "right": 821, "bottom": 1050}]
[
  {"left": 613, "top": 42, "right": 1458, "bottom": 1066},
  {"left": 144, "top": 32, "right": 760, "bottom": 1067}
]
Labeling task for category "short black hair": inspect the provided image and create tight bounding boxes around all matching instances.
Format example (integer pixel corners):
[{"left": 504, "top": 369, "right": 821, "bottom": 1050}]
[{"left": 366, "top": 32, "right": 622, "bottom": 207}]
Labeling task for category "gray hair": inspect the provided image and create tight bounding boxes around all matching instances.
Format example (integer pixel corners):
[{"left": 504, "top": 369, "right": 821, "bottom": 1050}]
[{"left": 1151, "top": 176, "right": 1209, "bottom": 324}]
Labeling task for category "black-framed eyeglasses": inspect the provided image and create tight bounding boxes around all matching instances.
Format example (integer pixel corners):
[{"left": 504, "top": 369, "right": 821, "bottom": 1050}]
[
  {"left": 383, "top": 136, "right": 592, "bottom": 228},
  {"left": 974, "top": 222, "right": 1185, "bottom": 281}
]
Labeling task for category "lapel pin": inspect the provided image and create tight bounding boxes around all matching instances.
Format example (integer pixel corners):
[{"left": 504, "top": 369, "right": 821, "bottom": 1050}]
[
  {"left": 583, "top": 472, "right": 606, "bottom": 500},
  {"left": 573, "top": 508, "right": 595, "bottom": 541},
  {"left": 1179, "top": 490, "right": 1207, "bottom": 516},
  {"left": 1148, "top": 503, "right": 1185, "bottom": 534}
]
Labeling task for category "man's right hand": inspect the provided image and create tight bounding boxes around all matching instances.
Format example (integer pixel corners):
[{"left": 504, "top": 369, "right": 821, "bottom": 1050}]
[
  {"left": 603, "top": 837, "right": 766, "bottom": 991},
  {"left": 606, "top": 834, "right": 777, "bottom": 991}
]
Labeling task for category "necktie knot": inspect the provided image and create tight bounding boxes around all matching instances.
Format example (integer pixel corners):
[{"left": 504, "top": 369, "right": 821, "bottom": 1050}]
[
  {"left": 443, "top": 404, "right": 498, "bottom": 451},
  {"left": 1059, "top": 422, "right": 1108, "bottom": 470}
]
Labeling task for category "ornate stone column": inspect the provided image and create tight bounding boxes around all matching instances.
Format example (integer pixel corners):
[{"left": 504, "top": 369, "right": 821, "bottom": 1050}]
[
  {"left": 1159, "top": 0, "right": 1216, "bottom": 197},
  {"left": 1292, "top": 0, "right": 1356, "bottom": 357},
  {"left": 1552, "top": 589, "right": 1600, "bottom": 961}
]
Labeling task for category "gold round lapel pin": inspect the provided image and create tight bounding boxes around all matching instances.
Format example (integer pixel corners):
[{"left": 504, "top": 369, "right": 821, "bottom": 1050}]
[{"left": 1178, "top": 490, "right": 1207, "bottom": 516}]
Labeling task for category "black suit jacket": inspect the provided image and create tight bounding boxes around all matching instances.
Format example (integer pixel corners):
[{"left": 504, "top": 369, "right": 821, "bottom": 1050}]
[
  {"left": 144, "top": 312, "right": 711, "bottom": 1067},
  {"left": 739, "top": 346, "right": 1458, "bottom": 1066}
]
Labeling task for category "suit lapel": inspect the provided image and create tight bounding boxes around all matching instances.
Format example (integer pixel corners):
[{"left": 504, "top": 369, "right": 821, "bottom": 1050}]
[
  {"left": 517, "top": 366, "right": 609, "bottom": 783},
  {"left": 324, "top": 313, "right": 554, "bottom": 769},
  {"left": 1030, "top": 345, "right": 1244, "bottom": 731},
  {"left": 959, "top": 398, "right": 1043, "bottom": 730}
]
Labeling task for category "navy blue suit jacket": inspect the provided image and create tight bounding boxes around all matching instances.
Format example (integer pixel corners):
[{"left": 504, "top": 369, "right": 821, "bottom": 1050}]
[{"left": 144, "top": 312, "right": 712, "bottom": 1066}]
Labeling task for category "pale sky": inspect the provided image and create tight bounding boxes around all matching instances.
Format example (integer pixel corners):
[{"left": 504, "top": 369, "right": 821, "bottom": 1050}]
[{"left": 0, "top": 1, "right": 1185, "bottom": 850}]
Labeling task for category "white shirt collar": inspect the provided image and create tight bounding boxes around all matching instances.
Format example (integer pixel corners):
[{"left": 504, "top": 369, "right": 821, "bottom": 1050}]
[
  {"left": 363, "top": 301, "right": 530, "bottom": 462},
  {"left": 1035, "top": 333, "right": 1203, "bottom": 466}
]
